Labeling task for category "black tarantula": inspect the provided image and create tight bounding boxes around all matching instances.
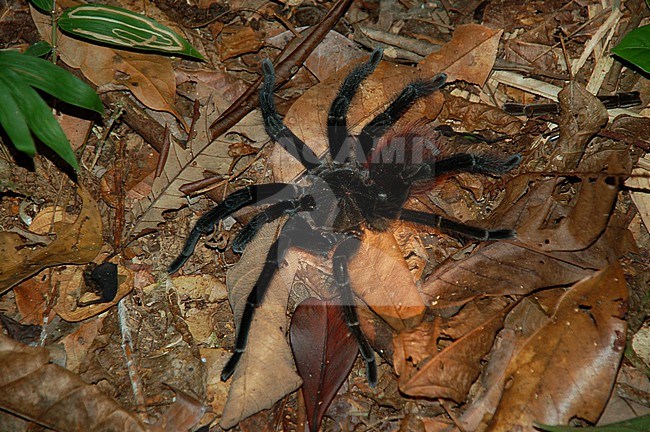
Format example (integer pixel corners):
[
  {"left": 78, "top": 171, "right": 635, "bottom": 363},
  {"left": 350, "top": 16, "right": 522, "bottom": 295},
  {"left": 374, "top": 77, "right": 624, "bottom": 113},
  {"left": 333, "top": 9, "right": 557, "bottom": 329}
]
[{"left": 168, "top": 48, "right": 521, "bottom": 386}]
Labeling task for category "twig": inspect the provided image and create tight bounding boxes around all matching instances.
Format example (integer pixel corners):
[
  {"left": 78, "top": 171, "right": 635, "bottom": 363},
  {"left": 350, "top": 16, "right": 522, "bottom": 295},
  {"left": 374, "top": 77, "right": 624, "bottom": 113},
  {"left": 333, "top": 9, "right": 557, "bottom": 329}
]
[
  {"left": 118, "top": 295, "right": 150, "bottom": 422},
  {"left": 154, "top": 124, "right": 170, "bottom": 179},
  {"left": 208, "top": 0, "right": 354, "bottom": 142}
]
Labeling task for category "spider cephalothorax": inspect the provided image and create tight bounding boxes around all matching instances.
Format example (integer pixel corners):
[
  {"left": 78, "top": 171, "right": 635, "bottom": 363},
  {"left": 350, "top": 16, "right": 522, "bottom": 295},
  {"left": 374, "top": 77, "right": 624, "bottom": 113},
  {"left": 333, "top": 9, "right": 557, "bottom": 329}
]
[{"left": 168, "top": 48, "right": 521, "bottom": 386}]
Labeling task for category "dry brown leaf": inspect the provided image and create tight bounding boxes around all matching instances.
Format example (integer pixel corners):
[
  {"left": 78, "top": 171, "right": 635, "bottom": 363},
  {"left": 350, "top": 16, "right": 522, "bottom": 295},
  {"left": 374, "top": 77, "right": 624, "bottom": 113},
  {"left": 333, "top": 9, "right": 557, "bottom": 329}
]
[
  {"left": 220, "top": 219, "right": 302, "bottom": 429},
  {"left": 13, "top": 276, "right": 54, "bottom": 325},
  {"left": 486, "top": 262, "right": 628, "bottom": 431},
  {"left": 30, "top": 6, "right": 186, "bottom": 127},
  {"left": 272, "top": 30, "right": 369, "bottom": 82},
  {"left": 348, "top": 230, "right": 426, "bottom": 331},
  {"left": 420, "top": 170, "right": 629, "bottom": 309},
  {"left": 550, "top": 82, "right": 609, "bottom": 171},
  {"left": 516, "top": 173, "right": 618, "bottom": 252},
  {"left": 0, "top": 333, "right": 147, "bottom": 431},
  {"left": 0, "top": 186, "right": 102, "bottom": 295},
  {"left": 53, "top": 263, "right": 134, "bottom": 322},
  {"left": 30, "top": 206, "right": 76, "bottom": 233},
  {"left": 129, "top": 86, "right": 266, "bottom": 237},
  {"left": 219, "top": 25, "right": 263, "bottom": 60},
  {"left": 418, "top": 23, "right": 503, "bottom": 86},
  {"left": 61, "top": 317, "right": 105, "bottom": 373},
  {"left": 398, "top": 303, "right": 512, "bottom": 402},
  {"left": 149, "top": 386, "right": 206, "bottom": 432},
  {"left": 439, "top": 94, "right": 523, "bottom": 135},
  {"left": 392, "top": 320, "right": 439, "bottom": 378}
]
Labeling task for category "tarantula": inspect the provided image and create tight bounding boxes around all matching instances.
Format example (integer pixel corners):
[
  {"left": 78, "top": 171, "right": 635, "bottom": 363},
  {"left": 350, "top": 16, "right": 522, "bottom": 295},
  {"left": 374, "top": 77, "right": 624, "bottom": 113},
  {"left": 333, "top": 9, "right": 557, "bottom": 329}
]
[{"left": 168, "top": 49, "right": 521, "bottom": 386}]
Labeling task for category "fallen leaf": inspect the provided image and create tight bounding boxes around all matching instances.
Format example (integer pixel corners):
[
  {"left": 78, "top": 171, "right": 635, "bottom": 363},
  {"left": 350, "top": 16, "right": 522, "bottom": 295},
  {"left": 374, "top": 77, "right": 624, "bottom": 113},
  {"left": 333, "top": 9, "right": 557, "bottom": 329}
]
[
  {"left": 290, "top": 297, "right": 358, "bottom": 432},
  {"left": 439, "top": 94, "right": 523, "bottom": 136},
  {"left": 487, "top": 263, "right": 628, "bottom": 430},
  {"left": 398, "top": 303, "right": 513, "bottom": 402},
  {"left": 550, "top": 82, "right": 608, "bottom": 171},
  {"left": 30, "top": 5, "right": 186, "bottom": 127},
  {"left": 128, "top": 88, "right": 266, "bottom": 238},
  {"left": 349, "top": 230, "right": 426, "bottom": 331},
  {"left": 418, "top": 23, "right": 503, "bottom": 86},
  {"left": 0, "top": 333, "right": 147, "bottom": 431},
  {"left": 53, "top": 262, "right": 134, "bottom": 322},
  {"left": 220, "top": 219, "right": 302, "bottom": 429},
  {"left": 0, "top": 186, "right": 102, "bottom": 295},
  {"left": 149, "top": 385, "right": 206, "bottom": 432},
  {"left": 60, "top": 317, "right": 104, "bottom": 373},
  {"left": 420, "top": 172, "right": 629, "bottom": 309}
]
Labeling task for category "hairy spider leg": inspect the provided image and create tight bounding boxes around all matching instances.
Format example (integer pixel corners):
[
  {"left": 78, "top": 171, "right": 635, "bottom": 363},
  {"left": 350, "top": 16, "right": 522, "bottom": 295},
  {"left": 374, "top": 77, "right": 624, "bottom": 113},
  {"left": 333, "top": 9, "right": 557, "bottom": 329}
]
[
  {"left": 260, "top": 59, "right": 321, "bottom": 171},
  {"left": 398, "top": 208, "right": 515, "bottom": 241},
  {"left": 358, "top": 74, "right": 447, "bottom": 161},
  {"left": 221, "top": 213, "right": 336, "bottom": 382},
  {"left": 434, "top": 153, "right": 522, "bottom": 176},
  {"left": 168, "top": 183, "right": 299, "bottom": 274},
  {"left": 327, "top": 48, "right": 383, "bottom": 162},
  {"left": 232, "top": 195, "right": 316, "bottom": 253},
  {"left": 333, "top": 235, "right": 378, "bottom": 386},
  {"left": 403, "top": 153, "right": 523, "bottom": 183},
  {"left": 221, "top": 233, "right": 283, "bottom": 382}
]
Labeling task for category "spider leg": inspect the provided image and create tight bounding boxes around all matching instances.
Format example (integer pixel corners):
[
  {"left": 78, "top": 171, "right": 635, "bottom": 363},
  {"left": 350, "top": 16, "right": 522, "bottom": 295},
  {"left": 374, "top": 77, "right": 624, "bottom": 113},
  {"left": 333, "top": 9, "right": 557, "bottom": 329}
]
[
  {"left": 359, "top": 73, "right": 447, "bottom": 159},
  {"left": 328, "top": 48, "right": 383, "bottom": 162},
  {"left": 333, "top": 235, "right": 378, "bottom": 387},
  {"left": 260, "top": 59, "right": 321, "bottom": 171},
  {"left": 402, "top": 153, "right": 522, "bottom": 182},
  {"left": 168, "top": 183, "right": 300, "bottom": 274},
  {"left": 398, "top": 208, "right": 515, "bottom": 240},
  {"left": 221, "top": 232, "right": 283, "bottom": 382},
  {"left": 221, "top": 213, "right": 335, "bottom": 382},
  {"left": 232, "top": 195, "right": 316, "bottom": 253},
  {"left": 434, "top": 153, "right": 522, "bottom": 176}
]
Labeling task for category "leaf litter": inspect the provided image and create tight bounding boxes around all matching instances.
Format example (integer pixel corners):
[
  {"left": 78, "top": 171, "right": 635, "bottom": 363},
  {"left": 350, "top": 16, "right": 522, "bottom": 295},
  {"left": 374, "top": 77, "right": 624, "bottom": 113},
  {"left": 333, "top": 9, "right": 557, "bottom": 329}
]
[{"left": 1, "top": 0, "right": 649, "bottom": 431}]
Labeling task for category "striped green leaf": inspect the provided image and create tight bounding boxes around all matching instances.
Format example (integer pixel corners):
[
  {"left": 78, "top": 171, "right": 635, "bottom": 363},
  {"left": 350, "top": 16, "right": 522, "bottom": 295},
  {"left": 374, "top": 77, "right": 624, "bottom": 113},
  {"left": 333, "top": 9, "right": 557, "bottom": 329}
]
[
  {"left": 58, "top": 5, "right": 204, "bottom": 60},
  {"left": 0, "top": 67, "right": 78, "bottom": 170},
  {"left": 0, "top": 50, "right": 104, "bottom": 114}
]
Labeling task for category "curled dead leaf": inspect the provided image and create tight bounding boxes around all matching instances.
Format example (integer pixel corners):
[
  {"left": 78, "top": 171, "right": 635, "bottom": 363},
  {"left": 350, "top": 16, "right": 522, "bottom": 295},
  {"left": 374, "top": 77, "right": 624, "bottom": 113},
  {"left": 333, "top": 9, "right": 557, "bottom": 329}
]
[
  {"left": 0, "top": 186, "right": 102, "bottom": 295},
  {"left": 551, "top": 82, "right": 609, "bottom": 171},
  {"left": 439, "top": 94, "right": 523, "bottom": 136},
  {"left": 53, "top": 262, "right": 134, "bottom": 322}
]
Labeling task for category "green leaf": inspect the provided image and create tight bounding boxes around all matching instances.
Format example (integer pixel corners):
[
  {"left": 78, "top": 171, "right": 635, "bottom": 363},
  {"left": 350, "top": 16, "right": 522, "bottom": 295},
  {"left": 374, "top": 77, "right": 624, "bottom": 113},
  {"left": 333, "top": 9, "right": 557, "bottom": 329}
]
[
  {"left": 535, "top": 414, "right": 650, "bottom": 432},
  {"left": 0, "top": 72, "right": 36, "bottom": 156},
  {"left": 0, "top": 50, "right": 104, "bottom": 114},
  {"left": 611, "top": 24, "right": 650, "bottom": 74},
  {"left": 58, "top": 4, "right": 205, "bottom": 60},
  {"left": 28, "top": 0, "right": 53, "bottom": 13},
  {"left": 0, "top": 67, "right": 79, "bottom": 170},
  {"left": 24, "top": 41, "right": 52, "bottom": 57}
]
